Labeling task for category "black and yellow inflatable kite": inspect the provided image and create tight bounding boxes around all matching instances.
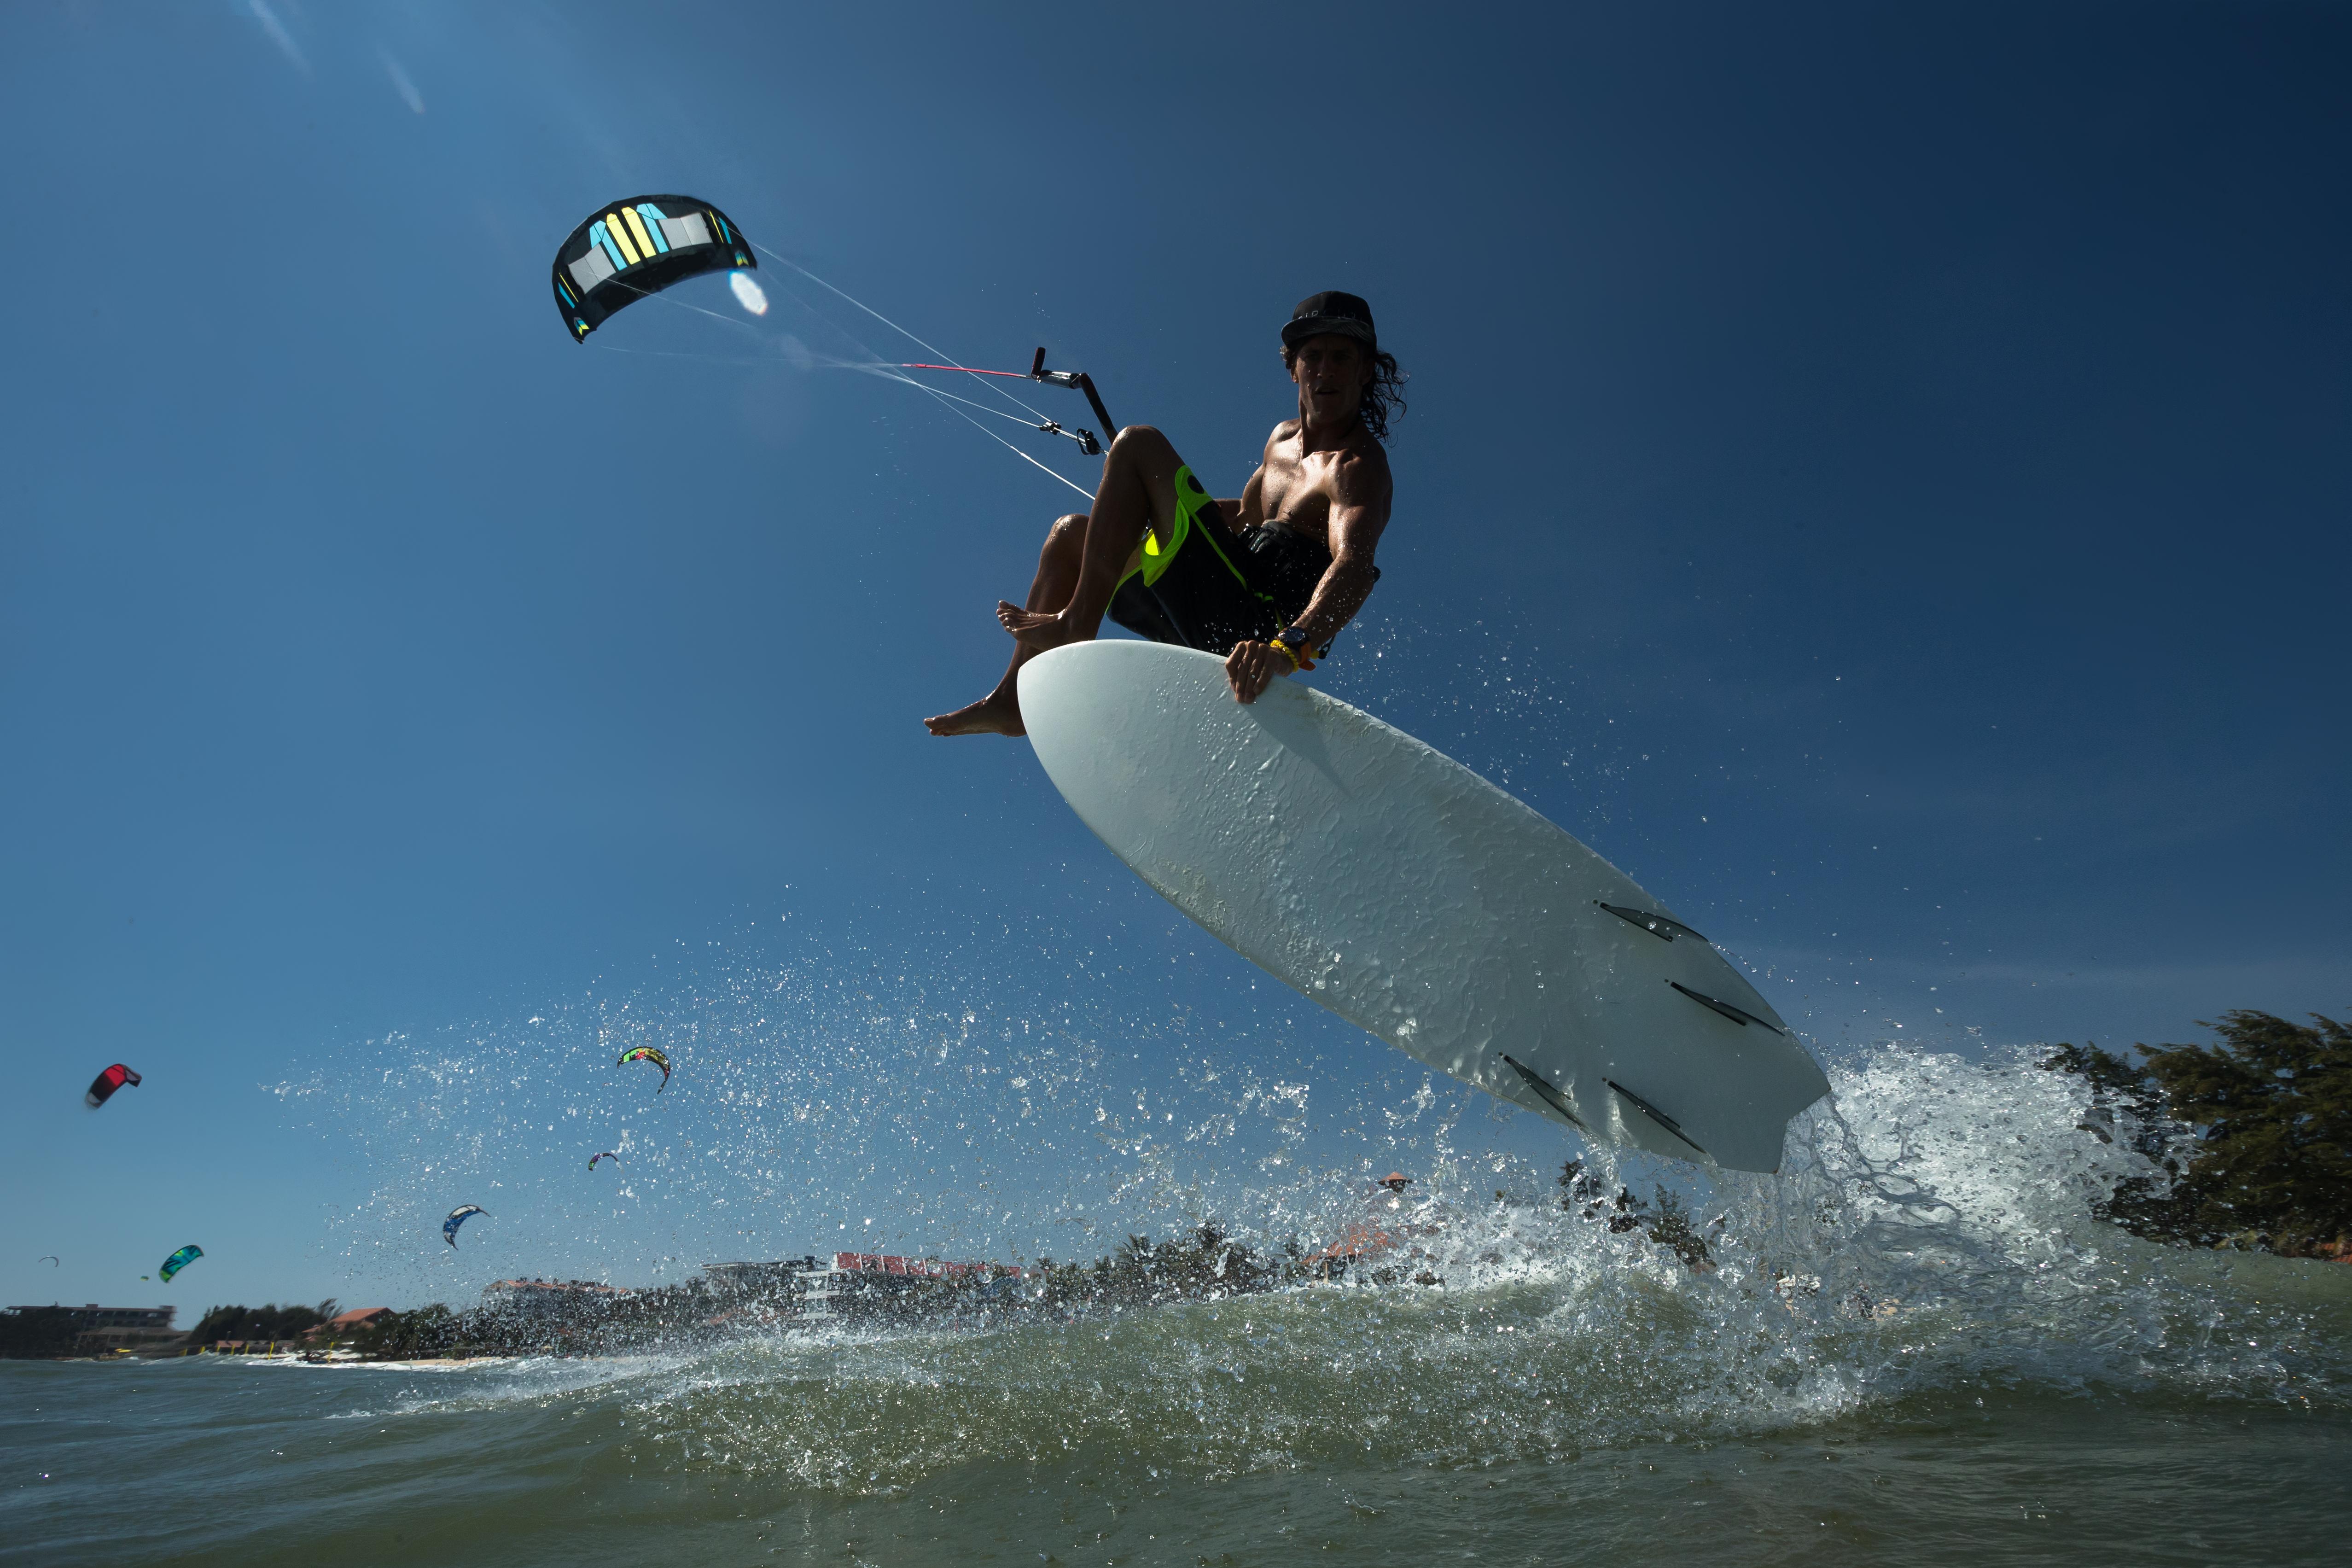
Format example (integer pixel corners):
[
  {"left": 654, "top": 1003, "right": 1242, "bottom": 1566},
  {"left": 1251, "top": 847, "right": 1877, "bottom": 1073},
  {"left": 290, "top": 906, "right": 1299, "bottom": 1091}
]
[{"left": 550, "top": 194, "right": 754, "bottom": 341}]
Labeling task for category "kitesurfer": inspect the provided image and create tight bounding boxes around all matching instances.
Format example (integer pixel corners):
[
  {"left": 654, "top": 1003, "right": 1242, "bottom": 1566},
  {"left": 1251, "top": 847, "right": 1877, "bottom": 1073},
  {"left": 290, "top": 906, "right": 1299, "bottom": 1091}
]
[{"left": 925, "top": 291, "right": 1400, "bottom": 736}]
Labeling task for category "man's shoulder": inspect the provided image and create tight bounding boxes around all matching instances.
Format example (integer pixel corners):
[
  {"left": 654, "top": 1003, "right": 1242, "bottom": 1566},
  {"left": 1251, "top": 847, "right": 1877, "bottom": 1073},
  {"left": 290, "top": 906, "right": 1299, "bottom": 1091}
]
[{"left": 1334, "top": 433, "right": 1394, "bottom": 487}]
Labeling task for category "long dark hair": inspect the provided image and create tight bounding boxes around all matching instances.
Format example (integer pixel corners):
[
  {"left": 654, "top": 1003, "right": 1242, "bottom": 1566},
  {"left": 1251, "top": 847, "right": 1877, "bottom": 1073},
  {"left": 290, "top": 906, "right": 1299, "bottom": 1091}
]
[{"left": 1282, "top": 343, "right": 1409, "bottom": 443}]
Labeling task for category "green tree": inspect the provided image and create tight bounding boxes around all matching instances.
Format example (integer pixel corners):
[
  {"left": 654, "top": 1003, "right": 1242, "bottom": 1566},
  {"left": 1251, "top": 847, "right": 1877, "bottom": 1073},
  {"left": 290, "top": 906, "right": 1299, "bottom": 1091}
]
[
  {"left": 2145, "top": 1011, "right": 2352, "bottom": 1253},
  {"left": 1559, "top": 1160, "right": 1717, "bottom": 1269},
  {"left": 2045, "top": 1011, "right": 2352, "bottom": 1255},
  {"left": 189, "top": 1301, "right": 335, "bottom": 1345},
  {"left": 1644, "top": 1190, "right": 1717, "bottom": 1271},
  {"left": 351, "top": 1304, "right": 460, "bottom": 1359},
  {"left": 2038, "top": 1042, "right": 2206, "bottom": 1239}
]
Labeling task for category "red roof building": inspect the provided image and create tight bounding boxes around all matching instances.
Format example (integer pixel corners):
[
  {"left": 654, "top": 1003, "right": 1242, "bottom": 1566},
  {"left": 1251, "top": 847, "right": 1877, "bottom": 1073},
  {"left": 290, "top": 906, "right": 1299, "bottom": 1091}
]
[{"left": 304, "top": 1307, "right": 392, "bottom": 1341}]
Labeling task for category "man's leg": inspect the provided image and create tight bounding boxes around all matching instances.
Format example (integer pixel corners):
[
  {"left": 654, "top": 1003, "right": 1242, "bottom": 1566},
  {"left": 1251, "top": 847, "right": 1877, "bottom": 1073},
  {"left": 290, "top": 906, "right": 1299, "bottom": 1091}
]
[
  {"left": 998, "top": 426, "right": 1187, "bottom": 652},
  {"left": 923, "top": 512, "right": 1088, "bottom": 737}
]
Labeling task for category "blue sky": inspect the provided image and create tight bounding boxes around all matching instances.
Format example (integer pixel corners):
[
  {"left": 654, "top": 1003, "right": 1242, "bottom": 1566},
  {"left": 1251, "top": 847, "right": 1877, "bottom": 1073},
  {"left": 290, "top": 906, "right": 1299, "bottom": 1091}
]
[{"left": 3, "top": 0, "right": 2346, "bottom": 1313}]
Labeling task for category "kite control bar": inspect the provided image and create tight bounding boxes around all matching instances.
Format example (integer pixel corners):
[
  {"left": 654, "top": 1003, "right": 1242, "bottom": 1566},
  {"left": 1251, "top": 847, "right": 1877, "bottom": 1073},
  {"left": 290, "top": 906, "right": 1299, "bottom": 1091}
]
[
  {"left": 896, "top": 352, "right": 1118, "bottom": 457},
  {"left": 1031, "top": 347, "right": 1117, "bottom": 455}
]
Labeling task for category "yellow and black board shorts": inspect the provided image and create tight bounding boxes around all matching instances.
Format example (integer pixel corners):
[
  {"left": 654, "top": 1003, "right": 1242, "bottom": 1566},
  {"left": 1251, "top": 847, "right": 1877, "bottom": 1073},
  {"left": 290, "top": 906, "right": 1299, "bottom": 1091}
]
[{"left": 1105, "top": 466, "right": 1343, "bottom": 656}]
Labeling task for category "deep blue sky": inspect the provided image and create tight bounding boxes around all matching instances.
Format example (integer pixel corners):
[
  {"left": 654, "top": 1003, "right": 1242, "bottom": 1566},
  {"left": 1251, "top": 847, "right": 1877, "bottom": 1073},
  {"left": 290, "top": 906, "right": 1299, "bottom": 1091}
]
[{"left": 4, "top": 1, "right": 2346, "bottom": 1313}]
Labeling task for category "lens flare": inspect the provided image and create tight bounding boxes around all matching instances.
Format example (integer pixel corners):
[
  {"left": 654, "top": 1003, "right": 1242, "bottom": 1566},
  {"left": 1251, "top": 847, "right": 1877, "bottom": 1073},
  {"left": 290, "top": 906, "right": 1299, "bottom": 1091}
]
[{"left": 730, "top": 271, "right": 769, "bottom": 316}]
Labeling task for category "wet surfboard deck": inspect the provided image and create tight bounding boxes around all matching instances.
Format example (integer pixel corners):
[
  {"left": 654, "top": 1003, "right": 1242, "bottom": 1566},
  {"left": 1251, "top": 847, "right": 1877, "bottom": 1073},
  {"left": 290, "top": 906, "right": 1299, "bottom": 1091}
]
[{"left": 1018, "top": 640, "right": 1829, "bottom": 1173}]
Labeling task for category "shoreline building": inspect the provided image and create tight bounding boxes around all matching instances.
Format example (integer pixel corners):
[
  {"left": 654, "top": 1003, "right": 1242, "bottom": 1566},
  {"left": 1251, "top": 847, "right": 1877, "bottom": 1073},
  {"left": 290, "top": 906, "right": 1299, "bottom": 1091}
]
[
  {"left": 483, "top": 1278, "right": 630, "bottom": 1314},
  {"left": 304, "top": 1306, "right": 393, "bottom": 1344},
  {"left": 701, "top": 1253, "right": 1028, "bottom": 1323}
]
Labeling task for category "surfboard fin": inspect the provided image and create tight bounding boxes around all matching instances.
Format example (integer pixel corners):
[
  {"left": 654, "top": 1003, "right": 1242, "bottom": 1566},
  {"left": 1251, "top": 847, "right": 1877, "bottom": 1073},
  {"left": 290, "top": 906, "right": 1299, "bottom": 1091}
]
[
  {"left": 1605, "top": 1078, "right": 1709, "bottom": 1158},
  {"left": 1667, "top": 980, "right": 1785, "bottom": 1034},
  {"left": 1501, "top": 1054, "right": 1590, "bottom": 1132},
  {"left": 1595, "top": 902, "right": 1708, "bottom": 944}
]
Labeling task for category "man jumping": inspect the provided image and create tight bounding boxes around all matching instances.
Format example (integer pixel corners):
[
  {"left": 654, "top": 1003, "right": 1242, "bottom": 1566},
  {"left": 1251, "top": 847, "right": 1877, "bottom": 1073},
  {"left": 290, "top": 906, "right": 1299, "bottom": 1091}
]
[{"left": 924, "top": 291, "right": 1401, "bottom": 736}]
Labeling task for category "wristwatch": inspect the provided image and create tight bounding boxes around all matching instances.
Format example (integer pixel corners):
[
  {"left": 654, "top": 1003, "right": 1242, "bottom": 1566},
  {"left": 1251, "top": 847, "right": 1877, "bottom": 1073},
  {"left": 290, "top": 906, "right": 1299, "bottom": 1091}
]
[{"left": 1270, "top": 627, "right": 1317, "bottom": 670}]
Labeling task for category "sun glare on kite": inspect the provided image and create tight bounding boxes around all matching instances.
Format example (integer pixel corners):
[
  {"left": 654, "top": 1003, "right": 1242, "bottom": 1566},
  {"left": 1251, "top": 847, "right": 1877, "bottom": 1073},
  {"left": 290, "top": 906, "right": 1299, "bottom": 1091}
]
[{"left": 730, "top": 271, "right": 769, "bottom": 316}]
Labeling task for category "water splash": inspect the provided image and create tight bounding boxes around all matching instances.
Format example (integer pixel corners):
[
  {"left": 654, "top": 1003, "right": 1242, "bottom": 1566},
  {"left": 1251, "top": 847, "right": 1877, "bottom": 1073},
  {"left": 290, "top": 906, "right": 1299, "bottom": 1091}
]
[{"left": 286, "top": 956, "right": 2352, "bottom": 1495}]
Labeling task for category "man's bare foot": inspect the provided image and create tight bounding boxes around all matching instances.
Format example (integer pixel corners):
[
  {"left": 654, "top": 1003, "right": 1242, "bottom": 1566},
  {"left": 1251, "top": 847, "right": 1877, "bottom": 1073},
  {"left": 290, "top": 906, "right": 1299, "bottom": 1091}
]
[
  {"left": 998, "top": 601, "right": 1086, "bottom": 652},
  {"left": 924, "top": 691, "right": 1025, "bottom": 737}
]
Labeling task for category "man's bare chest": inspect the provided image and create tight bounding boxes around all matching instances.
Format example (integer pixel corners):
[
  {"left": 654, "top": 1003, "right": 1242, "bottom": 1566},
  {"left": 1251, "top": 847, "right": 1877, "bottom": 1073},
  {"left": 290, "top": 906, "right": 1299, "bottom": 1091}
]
[{"left": 1258, "top": 461, "right": 1338, "bottom": 538}]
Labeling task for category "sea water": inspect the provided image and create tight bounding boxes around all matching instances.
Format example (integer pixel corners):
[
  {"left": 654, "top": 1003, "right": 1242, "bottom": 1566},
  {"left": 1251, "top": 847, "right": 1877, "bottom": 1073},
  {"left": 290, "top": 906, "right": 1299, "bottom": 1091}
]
[{"left": 6, "top": 1044, "right": 2347, "bottom": 1566}]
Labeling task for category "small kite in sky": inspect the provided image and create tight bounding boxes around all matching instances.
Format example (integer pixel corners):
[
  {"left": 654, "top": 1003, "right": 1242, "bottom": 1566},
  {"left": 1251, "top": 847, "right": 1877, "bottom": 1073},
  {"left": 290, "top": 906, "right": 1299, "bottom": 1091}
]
[
  {"left": 616, "top": 1047, "right": 670, "bottom": 1093},
  {"left": 86, "top": 1064, "right": 141, "bottom": 1108}
]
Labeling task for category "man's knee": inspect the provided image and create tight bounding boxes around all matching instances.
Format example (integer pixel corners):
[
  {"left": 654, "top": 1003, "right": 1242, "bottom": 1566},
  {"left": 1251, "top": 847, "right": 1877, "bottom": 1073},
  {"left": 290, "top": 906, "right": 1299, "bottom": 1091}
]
[
  {"left": 1042, "top": 512, "right": 1087, "bottom": 560},
  {"left": 1108, "top": 424, "right": 1171, "bottom": 463}
]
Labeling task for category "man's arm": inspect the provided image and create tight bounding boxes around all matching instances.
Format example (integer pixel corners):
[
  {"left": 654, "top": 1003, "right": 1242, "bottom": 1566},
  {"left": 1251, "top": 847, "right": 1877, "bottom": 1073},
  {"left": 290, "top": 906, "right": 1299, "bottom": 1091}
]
[
  {"left": 1284, "top": 444, "right": 1391, "bottom": 649},
  {"left": 1224, "top": 446, "right": 1392, "bottom": 702}
]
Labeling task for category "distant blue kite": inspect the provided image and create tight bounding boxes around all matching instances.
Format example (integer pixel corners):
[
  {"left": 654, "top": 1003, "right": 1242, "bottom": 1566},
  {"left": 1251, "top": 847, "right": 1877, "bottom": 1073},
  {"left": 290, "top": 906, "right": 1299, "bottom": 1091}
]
[
  {"left": 157, "top": 1244, "right": 203, "bottom": 1283},
  {"left": 443, "top": 1205, "right": 487, "bottom": 1248}
]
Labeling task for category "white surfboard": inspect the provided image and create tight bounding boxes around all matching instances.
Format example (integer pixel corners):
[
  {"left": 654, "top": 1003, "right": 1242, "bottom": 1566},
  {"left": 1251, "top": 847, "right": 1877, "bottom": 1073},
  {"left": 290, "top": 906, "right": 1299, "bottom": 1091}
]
[{"left": 1018, "top": 641, "right": 1829, "bottom": 1173}]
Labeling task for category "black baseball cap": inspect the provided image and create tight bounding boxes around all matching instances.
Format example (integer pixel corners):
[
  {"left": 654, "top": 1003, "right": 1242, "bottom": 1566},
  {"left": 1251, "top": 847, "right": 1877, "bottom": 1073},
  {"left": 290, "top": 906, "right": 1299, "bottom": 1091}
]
[{"left": 1282, "top": 291, "right": 1377, "bottom": 348}]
